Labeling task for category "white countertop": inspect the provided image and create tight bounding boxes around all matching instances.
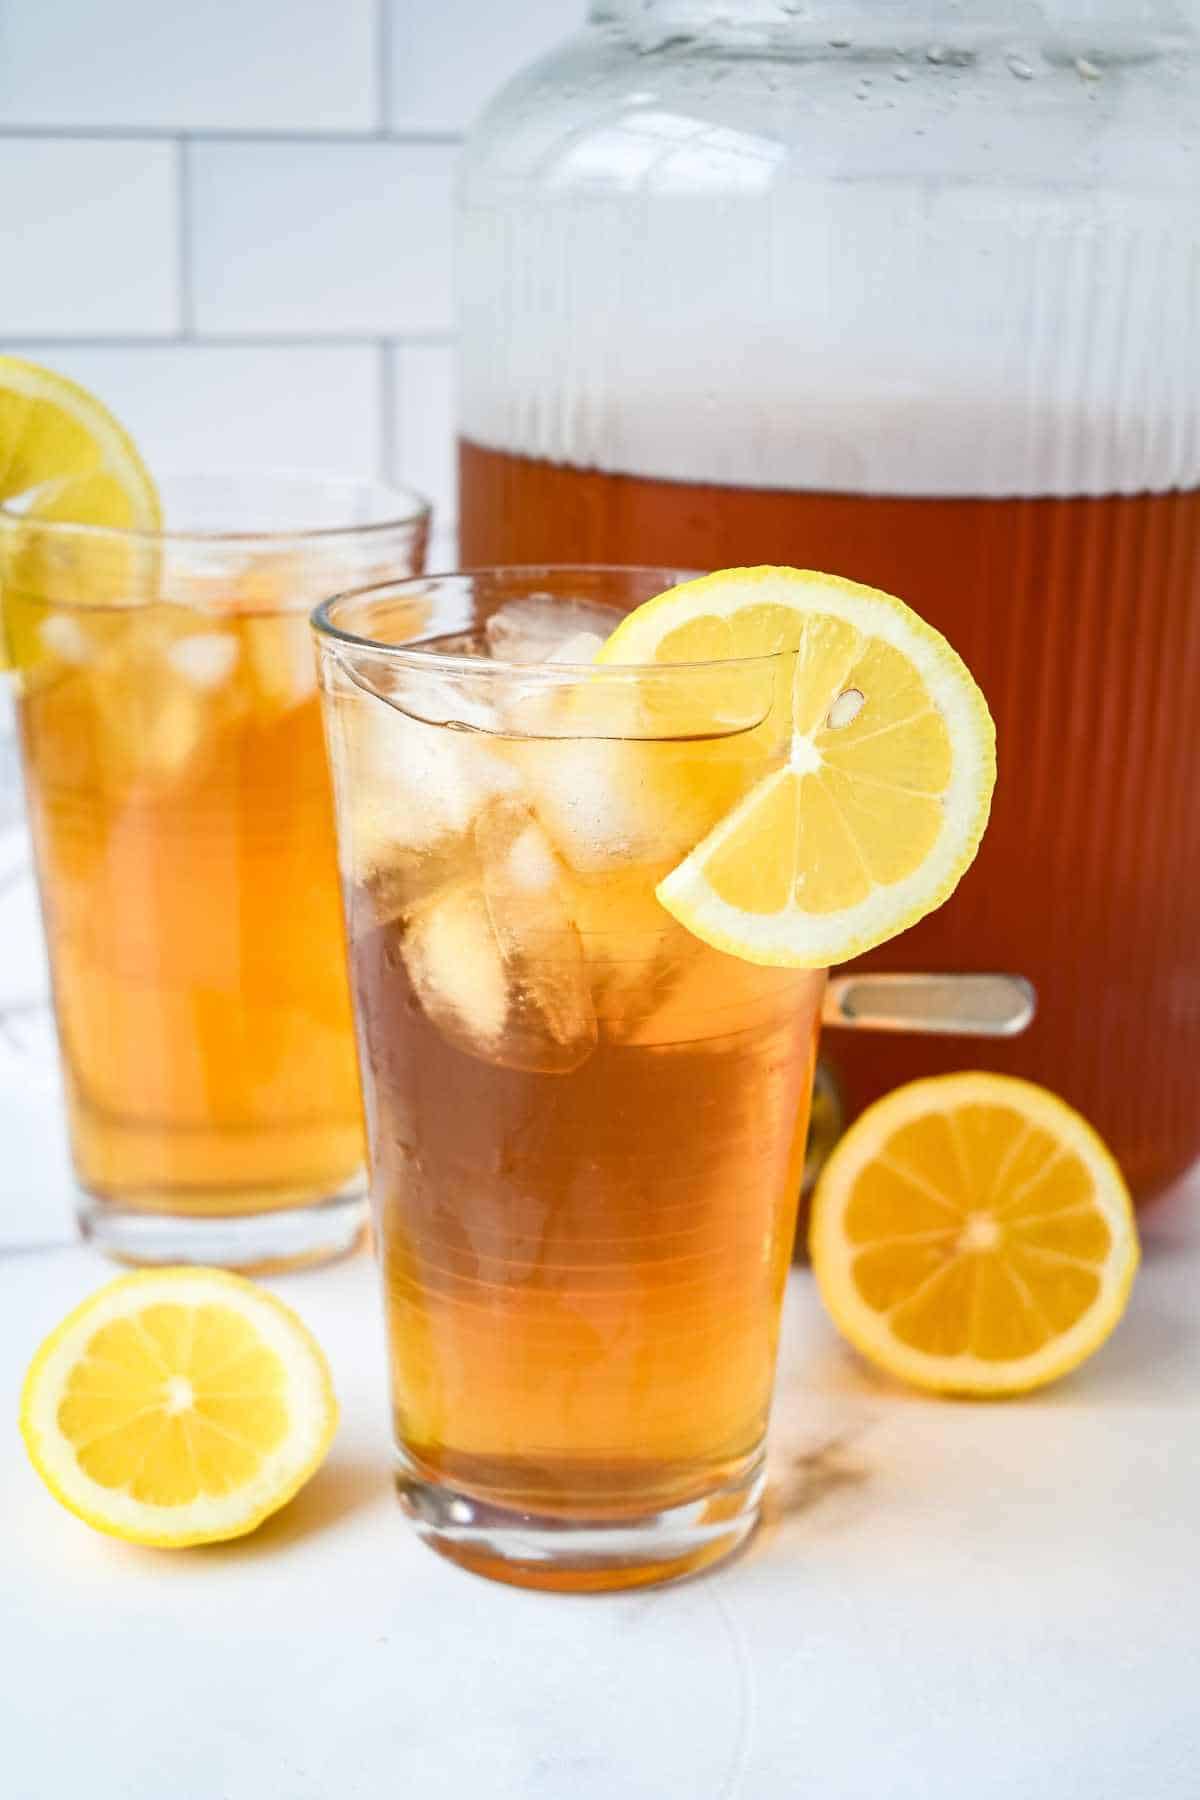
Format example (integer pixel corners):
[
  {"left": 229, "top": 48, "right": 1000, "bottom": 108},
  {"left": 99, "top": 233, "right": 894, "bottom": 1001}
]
[
  {"left": 3, "top": 1183, "right": 1198, "bottom": 1799},
  {"left": 1, "top": 827, "right": 1198, "bottom": 1798}
]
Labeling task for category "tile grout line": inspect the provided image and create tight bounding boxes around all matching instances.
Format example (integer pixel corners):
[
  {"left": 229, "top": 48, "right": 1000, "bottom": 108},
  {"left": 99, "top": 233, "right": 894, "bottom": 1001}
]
[
  {"left": 378, "top": 341, "right": 398, "bottom": 483},
  {"left": 0, "top": 124, "right": 459, "bottom": 147},
  {"left": 375, "top": 0, "right": 392, "bottom": 134},
  {"left": 0, "top": 333, "right": 455, "bottom": 351},
  {"left": 175, "top": 137, "right": 195, "bottom": 338}
]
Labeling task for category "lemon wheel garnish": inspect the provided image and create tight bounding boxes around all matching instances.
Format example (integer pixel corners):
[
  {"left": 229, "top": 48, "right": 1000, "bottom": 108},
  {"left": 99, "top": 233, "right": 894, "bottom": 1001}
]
[
  {"left": 597, "top": 566, "right": 995, "bottom": 968},
  {"left": 20, "top": 1269, "right": 338, "bottom": 1547},
  {"left": 0, "top": 354, "right": 159, "bottom": 532},
  {"left": 809, "top": 1073, "right": 1139, "bottom": 1396},
  {"left": 0, "top": 355, "right": 161, "bottom": 655}
]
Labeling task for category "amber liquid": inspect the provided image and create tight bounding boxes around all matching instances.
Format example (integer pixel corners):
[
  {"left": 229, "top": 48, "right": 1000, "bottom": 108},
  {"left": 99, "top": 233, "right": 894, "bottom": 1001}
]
[
  {"left": 16, "top": 598, "right": 363, "bottom": 1212},
  {"left": 350, "top": 896, "right": 819, "bottom": 1529},
  {"left": 461, "top": 440, "right": 1200, "bottom": 1200}
]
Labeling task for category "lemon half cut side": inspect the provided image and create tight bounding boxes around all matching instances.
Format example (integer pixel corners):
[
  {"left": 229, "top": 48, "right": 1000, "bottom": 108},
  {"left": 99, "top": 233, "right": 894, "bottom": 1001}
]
[
  {"left": 20, "top": 1268, "right": 338, "bottom": 1547},
  {"left": 809, "top": 1073, "right": 1139, "bottom": 1396}
]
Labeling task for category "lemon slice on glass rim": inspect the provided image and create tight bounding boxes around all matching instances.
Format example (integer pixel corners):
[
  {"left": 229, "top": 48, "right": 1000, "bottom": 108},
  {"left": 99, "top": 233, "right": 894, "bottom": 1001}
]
[
  {"left": 597, "top": 566, "right": 996, "bottom": 969},
  {"left": 0, "top": 354, "right": 161, "bottom": 649},
  {"left": 0, "top": 354, "right": 159, "bottom": 532}
]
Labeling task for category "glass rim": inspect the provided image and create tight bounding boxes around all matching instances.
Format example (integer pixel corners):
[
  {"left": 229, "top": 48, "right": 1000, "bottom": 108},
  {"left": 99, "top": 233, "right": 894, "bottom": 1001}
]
[
  {"left": 0, "top": 467, "right": 432, "bottom": 550},
  {"left": 311, "top": 564, "right": 790, "bottom": 680}
]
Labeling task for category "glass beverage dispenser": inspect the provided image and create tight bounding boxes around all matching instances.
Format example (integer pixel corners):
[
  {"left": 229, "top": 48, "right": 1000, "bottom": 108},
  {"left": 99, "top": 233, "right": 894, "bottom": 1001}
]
[{"left": 457, "top": 1, "right": 1200, "bottom": 1200}]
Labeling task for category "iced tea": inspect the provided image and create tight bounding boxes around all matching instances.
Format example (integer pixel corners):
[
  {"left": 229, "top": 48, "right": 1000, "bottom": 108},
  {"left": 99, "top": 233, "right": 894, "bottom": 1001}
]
[
  {"left": 5, "top": 475, "right": 429, "bottom": 1268},
  {"left": 316, "top": 568, "right": 824, "bottom": 1589}
]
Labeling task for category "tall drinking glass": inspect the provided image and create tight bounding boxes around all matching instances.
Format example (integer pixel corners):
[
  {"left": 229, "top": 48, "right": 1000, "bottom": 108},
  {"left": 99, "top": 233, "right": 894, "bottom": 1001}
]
[
  {"left": 315, "top": 567, "right": 824, "bottom": 1590},
  {"left": 2, "top": 473, "right": 430, "bottom": 1269}
]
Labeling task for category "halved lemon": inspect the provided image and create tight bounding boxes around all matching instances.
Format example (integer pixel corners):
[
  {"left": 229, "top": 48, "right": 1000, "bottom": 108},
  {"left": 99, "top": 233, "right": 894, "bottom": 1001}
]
[
  {"left": 20, "top": 1269, "right": 337, "bottom": 1546},
  {"left": 597, "top": 567, "right": 995, "bottom": 968},
  {"left": 809, "top": 1073, "right": 1139, "bottom": 1396}
]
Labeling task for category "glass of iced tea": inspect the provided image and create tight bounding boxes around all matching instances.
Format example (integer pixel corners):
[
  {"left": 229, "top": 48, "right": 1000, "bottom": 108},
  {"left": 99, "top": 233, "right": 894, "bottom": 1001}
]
[
  {"left": 314, "top": 566, "right": 824, "bottom": 1591},
  {"left": 3, "top": 472, "right": 429, "bottom": 1269}
]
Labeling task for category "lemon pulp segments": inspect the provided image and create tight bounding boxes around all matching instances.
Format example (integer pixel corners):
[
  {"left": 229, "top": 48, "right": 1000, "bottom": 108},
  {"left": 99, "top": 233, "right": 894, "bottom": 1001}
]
[{"left": 809, "top": 1073, "right": 1139, "bottom": 1396}]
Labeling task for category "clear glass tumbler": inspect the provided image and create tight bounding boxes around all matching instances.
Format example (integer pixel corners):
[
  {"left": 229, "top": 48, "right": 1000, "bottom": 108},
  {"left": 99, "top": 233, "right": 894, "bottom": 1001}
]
[
  {"left": 314, "top": 566, "right": 825, "bottom": 1590},
  {"left": 2, "top": 472, "right": 430, "bottom": 1270}
]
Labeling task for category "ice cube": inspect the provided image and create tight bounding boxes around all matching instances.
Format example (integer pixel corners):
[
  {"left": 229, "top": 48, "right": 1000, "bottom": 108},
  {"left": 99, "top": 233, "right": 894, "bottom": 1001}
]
[
  {"left": 346, "top": 694, "right": 521, "bottom": 854},
  {"left": 507, "top": 668, "right": 769, "bottom": 875},
  {"left": 402, "top": 884, "right": 511, "bottom": 1058},
  {"left": 491, "top": 636, "right": 607, "bottom": 739},
  {"left": 334, "top": 688, "right": 529, "bottom": 929},
  {"left": 484, "top": 596, "right": 619, "bottom": 665},
  {"left": 389, "top": 668, "right": 501, "bottom": 733},
  {"left": 562, "top": 860, "right": 705, "bottom": 1042},
  {"left": 511, "top": 735, "right": 732, "bottom": 874},
  {"left": 393, "top": 798, "right": 600, "bottom": 1074},
  {"left": 337, "top": 637, "right": 500, "bottom": 731},
  {"left": 546, "top": 630, "right": 605, "bottom": 666},
  {"left": 165, "top": 632, "right": 240, "bottom": 690},
  {"left": 476, "top": 802, "right": 597, "bottom": 1071},
  {"left": 240, "top": 614, "right": 317, "bottom": 712},
  {"left": 91, "top": 608, "right": 248, "bottom": 786},
  {"left": 497, "top": 810, "right": 560, "bottom": 894},
  {"left": 38, "top": 614, "right": 93, "bottom": 665},
  {"left": 403, "top": 864, "right": 595, "bottom": 1074},
  {"left": 360, "top": 837, "right": 470, "bottom": 931}
]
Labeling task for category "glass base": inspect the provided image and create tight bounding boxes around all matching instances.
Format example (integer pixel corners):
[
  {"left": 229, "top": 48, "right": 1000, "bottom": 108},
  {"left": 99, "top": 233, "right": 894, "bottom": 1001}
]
[
  {"left": 394, "top": 1450, "right": 765, "bottom": 1593},
  {"left": 76, "top": 1178, "right": 368, "bottom": 1273}
]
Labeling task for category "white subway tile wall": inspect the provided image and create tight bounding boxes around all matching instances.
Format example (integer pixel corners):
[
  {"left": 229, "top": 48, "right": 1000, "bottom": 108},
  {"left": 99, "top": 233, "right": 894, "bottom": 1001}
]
[
  {"left": 191, "top": 144, "right": 457, "bottom": 337},
  {"left": 0, "top": 0, "right": 584, "bottom": 535},
  {"left": 388, "top": 0, "right": 576, "bottom": 133},
  {"left": 0, "top": 141, "right": 179, "bottom": 337},
  {"left": 390, "top": 343, "right": 457, "bottom": 547},
  {"left": 0, "top": 0, "right": 379, "bottom": 133}
]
